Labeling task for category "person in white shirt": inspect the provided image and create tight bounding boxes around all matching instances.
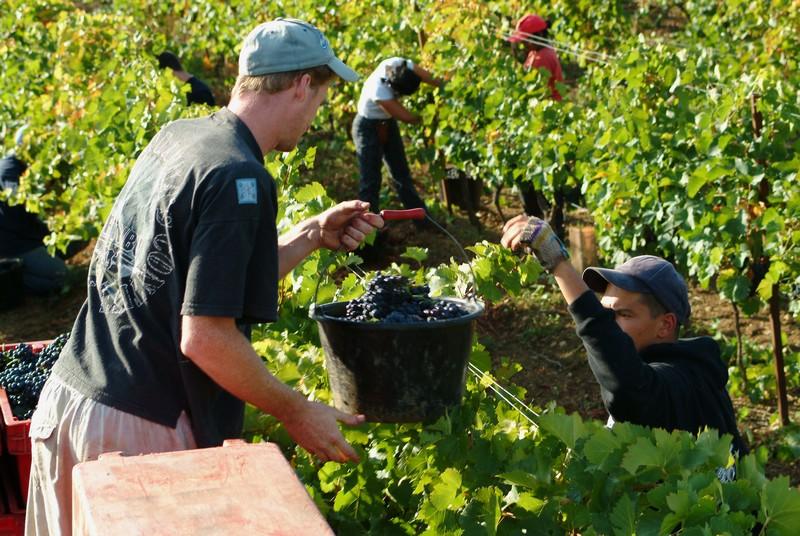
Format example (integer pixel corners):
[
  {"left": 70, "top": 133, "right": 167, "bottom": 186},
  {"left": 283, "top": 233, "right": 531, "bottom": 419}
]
[{"left": 352, "top": 57, "right": 444, "bottom": 223}]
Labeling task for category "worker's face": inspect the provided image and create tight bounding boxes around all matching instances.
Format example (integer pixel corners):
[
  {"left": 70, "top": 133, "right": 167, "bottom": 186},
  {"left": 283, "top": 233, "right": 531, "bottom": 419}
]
[
  {"left": 600, "top": 284, "right": 673, "bottom": 352},
  {"left": 277, "top": 78, "right": 331, "bottom": 151}
]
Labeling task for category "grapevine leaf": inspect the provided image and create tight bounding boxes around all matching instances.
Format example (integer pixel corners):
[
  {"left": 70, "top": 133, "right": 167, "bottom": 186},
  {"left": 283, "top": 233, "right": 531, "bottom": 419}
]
[
  {"left": 333, "top": 484, "right": 359, "bottom": 511},
  {"left": 294, "top": 182, "right": 327, "bottom": 203},
  {"left": 737, "top": 454, "right": 767, "bottom": 489},
  {"left": 610, "top": 494, "right": 637, "bottom": 536},
  {"left": 666, "top": 489, "right": 692, "bottom": 517},
  {"left": 429, "top": 468, "right": 464, "bottom": 511},
  {"left": 539, "top": 412, "right": 587, "bottom": 449},
  {"left": 469, "top": 341, "right": 492, "bottom": 372},
  {"left": 472, "top": 257, "right": 493, "bottom": 279},
  {"left": 692, "top": 428, "right": 732, "bottom": 468},
  {"left": 498, "top": 470, "right": 538, "bottom": 490},
  {"left": 621, "top": 437, "right": 662, "bottom": 474},
  {"left": 303, "top": 146, "right": 317, "bottom": 168},
  {"left": 471, "top": 487, "right": 502, "bottom": 535},
  {"left": 723, "top": 480, "right": 761, "bottom": 513},
  {"left": 687, "top": 164, "right": 730, "bottom": 198},
  {"left": 583, "top": 427, "right": 623, "bottom": 465},
  {"left": 515, "top": 492, "right": 547, "bottom": 514},
  {"left": 401, "top": 246, "right": 428, "bottom": 264},
  {"left": 709, "top": 511, "right": 755, "bottom": 535},
  {"left": 760, "top": 477, "right": 800, "bottom": 535}
]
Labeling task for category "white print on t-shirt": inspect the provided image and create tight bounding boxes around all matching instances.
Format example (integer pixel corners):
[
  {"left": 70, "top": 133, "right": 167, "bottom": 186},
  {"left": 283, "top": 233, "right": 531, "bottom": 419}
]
[{"left": 89, "top": 131, "right": 180, "bottom": 314}]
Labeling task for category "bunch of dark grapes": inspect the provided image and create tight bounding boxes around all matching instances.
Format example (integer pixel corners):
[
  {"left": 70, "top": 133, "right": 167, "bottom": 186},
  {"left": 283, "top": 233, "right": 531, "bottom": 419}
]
[
  {"left": 343, "top": 273, "right": 467, "bottom": 324},
  {"left": 0, "top": 333, "right": 69, "bottom": 420}
]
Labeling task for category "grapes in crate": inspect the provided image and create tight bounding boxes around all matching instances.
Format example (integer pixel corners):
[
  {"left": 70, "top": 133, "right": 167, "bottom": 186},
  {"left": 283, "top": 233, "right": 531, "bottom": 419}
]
[
  {"left": 343, "top": 273, "right": 467, "bottom": 323},
  {"left": 0, "top": 332, "right": 70, "bottom": 420}
]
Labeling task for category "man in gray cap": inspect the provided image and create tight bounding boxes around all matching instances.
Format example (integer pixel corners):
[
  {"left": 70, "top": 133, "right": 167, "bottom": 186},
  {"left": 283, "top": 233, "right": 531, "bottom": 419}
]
[
  {"left": 501, "top": 215, "right": 747, "bottom": 457},
  {"left": 28, "top": 18, "right": 380, "bottom": 535}
]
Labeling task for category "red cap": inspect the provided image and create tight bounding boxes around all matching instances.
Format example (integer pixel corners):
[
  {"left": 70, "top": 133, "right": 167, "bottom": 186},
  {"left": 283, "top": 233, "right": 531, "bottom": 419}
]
[{"left": 507, "top": 14, "right": 547, "bottom": 43}]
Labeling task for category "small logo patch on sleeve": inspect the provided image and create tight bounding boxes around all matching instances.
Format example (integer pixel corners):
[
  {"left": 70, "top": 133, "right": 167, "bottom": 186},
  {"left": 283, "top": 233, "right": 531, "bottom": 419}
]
[{"left": 236, "top": 178, "right": 258, "bottom": 205}]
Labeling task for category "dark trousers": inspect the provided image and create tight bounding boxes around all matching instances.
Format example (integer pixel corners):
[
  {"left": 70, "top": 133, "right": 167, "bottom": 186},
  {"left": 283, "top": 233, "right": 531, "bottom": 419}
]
[{"left": 352, "top": 114, "right": 426, "bottom": 214}]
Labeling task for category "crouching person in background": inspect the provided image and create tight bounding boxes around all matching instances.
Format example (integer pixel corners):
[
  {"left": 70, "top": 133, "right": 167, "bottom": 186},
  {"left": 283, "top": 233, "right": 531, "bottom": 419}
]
[{"left": 0, "top": 155, "right": 67, "bottom": 296}]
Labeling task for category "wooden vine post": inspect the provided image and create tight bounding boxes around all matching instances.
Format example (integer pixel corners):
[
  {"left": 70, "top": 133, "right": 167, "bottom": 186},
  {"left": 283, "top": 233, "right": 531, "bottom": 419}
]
[{"left": 751, "top": 93, "right": 790, "bottom": 426}]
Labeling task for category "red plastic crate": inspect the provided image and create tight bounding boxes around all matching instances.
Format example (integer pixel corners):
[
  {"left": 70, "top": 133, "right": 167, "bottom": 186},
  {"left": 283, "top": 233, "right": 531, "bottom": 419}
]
[
  {"left": 0, "top": 451, "right": 25, "bottom": 536},
  {"left": 0, "top": 340, "right": 54, "bottom": 504},
  {"left": 72, "top": 439, "right": 334, "bottom": 535},
  {"left": 0, "top": 341, "right": 50, "bottom": 354},
  {"left": 0, "top": 391, "right": 31, "bottom": 456},
  {"left": 0, "top": 514, "right": 23, "bottom": 536}
]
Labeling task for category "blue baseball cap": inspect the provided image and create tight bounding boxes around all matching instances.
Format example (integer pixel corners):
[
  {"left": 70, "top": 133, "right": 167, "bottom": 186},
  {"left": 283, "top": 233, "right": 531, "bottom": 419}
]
[
  {"left": 582, "top": 255, "right": 691, "bottom": 324},
  {"left": 238, "top": 18, "right": 358, "bottom": 82}
]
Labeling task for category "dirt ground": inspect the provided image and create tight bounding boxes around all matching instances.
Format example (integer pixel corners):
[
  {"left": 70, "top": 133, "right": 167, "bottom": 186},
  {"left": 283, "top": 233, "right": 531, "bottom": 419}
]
[{"left": 2, "top": 160, "right": 798, "bottom": 485}]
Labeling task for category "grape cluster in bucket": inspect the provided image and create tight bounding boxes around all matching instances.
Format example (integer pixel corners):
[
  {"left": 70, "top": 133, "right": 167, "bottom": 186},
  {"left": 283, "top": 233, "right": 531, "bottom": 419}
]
[{"left": 343, "top": 273, "right": 467, "bottom": 323}]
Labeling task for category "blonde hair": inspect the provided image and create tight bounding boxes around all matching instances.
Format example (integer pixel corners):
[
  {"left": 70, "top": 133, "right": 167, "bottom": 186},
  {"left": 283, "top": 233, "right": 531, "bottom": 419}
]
[{"left": 233, "top": 65, "right": 334, "bottom": 96}]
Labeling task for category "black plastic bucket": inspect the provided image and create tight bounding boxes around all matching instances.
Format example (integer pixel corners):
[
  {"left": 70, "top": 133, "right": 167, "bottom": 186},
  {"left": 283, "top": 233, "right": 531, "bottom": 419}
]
[
  {"left": 311, "top": 297, "right": 484, "bottom": 422},
  {"left": 0, "top": 258, "right": 24, "bottom": 311}
]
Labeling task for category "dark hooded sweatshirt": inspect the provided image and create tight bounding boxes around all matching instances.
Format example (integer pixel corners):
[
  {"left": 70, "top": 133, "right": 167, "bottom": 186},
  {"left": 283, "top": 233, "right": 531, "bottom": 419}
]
[{"left": 569, "top": 290, "right": 747, "bottom": 455}]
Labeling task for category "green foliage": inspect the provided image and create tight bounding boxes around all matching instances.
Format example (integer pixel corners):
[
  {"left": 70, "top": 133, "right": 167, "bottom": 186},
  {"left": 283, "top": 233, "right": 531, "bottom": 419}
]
[
  {"left": 251, "top": 312, "right": 798, "bottom": 534},
  {"left": 1, "top": 0, "right": 206, "bottom": 252},
  {"left": 6, "top": 0, "right": 800, "bottom": 532},
  {"left": 6, "top": 0, "right": 799, "bottom": 320},
  {"left": 257, "top": 174, "right": 797, "bottom": 532}
]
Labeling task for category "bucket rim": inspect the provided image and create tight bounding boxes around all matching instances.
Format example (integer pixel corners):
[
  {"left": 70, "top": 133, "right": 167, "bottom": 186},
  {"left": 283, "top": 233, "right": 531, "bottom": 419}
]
[
  {"left": 310, "top": 296, "right": 484, "bottom": 330},
  {"left": 0, "top": 257, "right": 23, "bottom": 270}
]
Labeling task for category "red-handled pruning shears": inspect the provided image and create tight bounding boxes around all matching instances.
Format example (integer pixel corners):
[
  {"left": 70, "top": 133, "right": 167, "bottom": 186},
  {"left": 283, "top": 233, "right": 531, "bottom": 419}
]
[
  {"left": 379, "top": 208, "right": 426, "bottom": 221},
  {"left": 368, "top": 207, "right": 477, "bottom": 299}
]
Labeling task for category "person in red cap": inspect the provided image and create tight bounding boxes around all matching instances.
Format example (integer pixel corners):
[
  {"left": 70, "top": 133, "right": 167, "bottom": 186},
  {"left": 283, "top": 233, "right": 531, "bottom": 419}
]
[
  {"left": 507, "top": 14, "right": 564, "bottom": 101},
  {"left": 501, "top": 215, "right": 748, "bottom": 472},
  {"left": 505, "top": 14, "right": 568, "bottom": 232}
]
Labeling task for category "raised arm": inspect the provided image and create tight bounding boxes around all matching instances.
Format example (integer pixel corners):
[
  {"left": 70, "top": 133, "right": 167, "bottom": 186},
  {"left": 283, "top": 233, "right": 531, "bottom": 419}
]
[
  {"left": 412, "top": 64, "right": 446, "bottom": 88},
  {"left": 500, "top": 214, "right": 666, "bottom": 422},
  {"left": 377, "top": 98, "right": 420, "bottom": 124}
]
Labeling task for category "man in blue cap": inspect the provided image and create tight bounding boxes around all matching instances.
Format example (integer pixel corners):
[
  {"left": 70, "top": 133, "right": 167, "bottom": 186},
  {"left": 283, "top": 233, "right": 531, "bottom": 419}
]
[
  {"left": 28, "top": 18, "right": 382, "bottom": 534},
  {"left": 501, "top": 215, "right": 747, "bottom": 458}
]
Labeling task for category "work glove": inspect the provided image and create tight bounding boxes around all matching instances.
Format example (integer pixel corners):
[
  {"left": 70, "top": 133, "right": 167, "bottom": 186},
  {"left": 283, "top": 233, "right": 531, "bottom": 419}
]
[{"left": 520, "top": 216, "right": 569, "bottom": 271}]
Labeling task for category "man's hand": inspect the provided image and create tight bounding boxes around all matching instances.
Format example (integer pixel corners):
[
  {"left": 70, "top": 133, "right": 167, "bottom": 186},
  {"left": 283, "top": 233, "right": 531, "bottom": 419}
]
[
  {"left": 501, "top": 214, "right": 569, "bottom": 271},
  {"left": 181, "top": 316, "right": 364, "bottom": 464},
  {"left": 282, "top": 400, "right": 365, "bottom": 463},
  {"left": 314, "top": 200, "right": 384, "bottom": 251}
]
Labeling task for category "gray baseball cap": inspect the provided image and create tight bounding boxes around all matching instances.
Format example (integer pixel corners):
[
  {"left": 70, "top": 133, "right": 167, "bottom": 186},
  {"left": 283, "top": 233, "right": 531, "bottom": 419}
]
[
  {"left": 582, "top": 255, "right": 691, "bottom": 324},
  {"left": 238, "top": 18, "right": 358, "bottom": 82}
]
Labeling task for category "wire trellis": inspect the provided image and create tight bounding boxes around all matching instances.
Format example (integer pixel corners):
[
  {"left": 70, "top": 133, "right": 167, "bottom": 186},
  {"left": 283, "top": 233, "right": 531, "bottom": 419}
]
[
  {"left": 495, "top": 27, "right": 764, "bottom": 99},
  {"left": 467, "top": 362, "right": 540, "bottom": 429}
]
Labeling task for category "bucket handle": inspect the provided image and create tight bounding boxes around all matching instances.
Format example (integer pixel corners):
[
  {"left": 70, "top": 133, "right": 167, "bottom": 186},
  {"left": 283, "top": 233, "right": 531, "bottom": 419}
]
[
  {"left": 311, "top": 208, "right": 478, "bottom": 311},
  {"left": 379, "top": 209, "right": 477, "bottom": 300}
]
